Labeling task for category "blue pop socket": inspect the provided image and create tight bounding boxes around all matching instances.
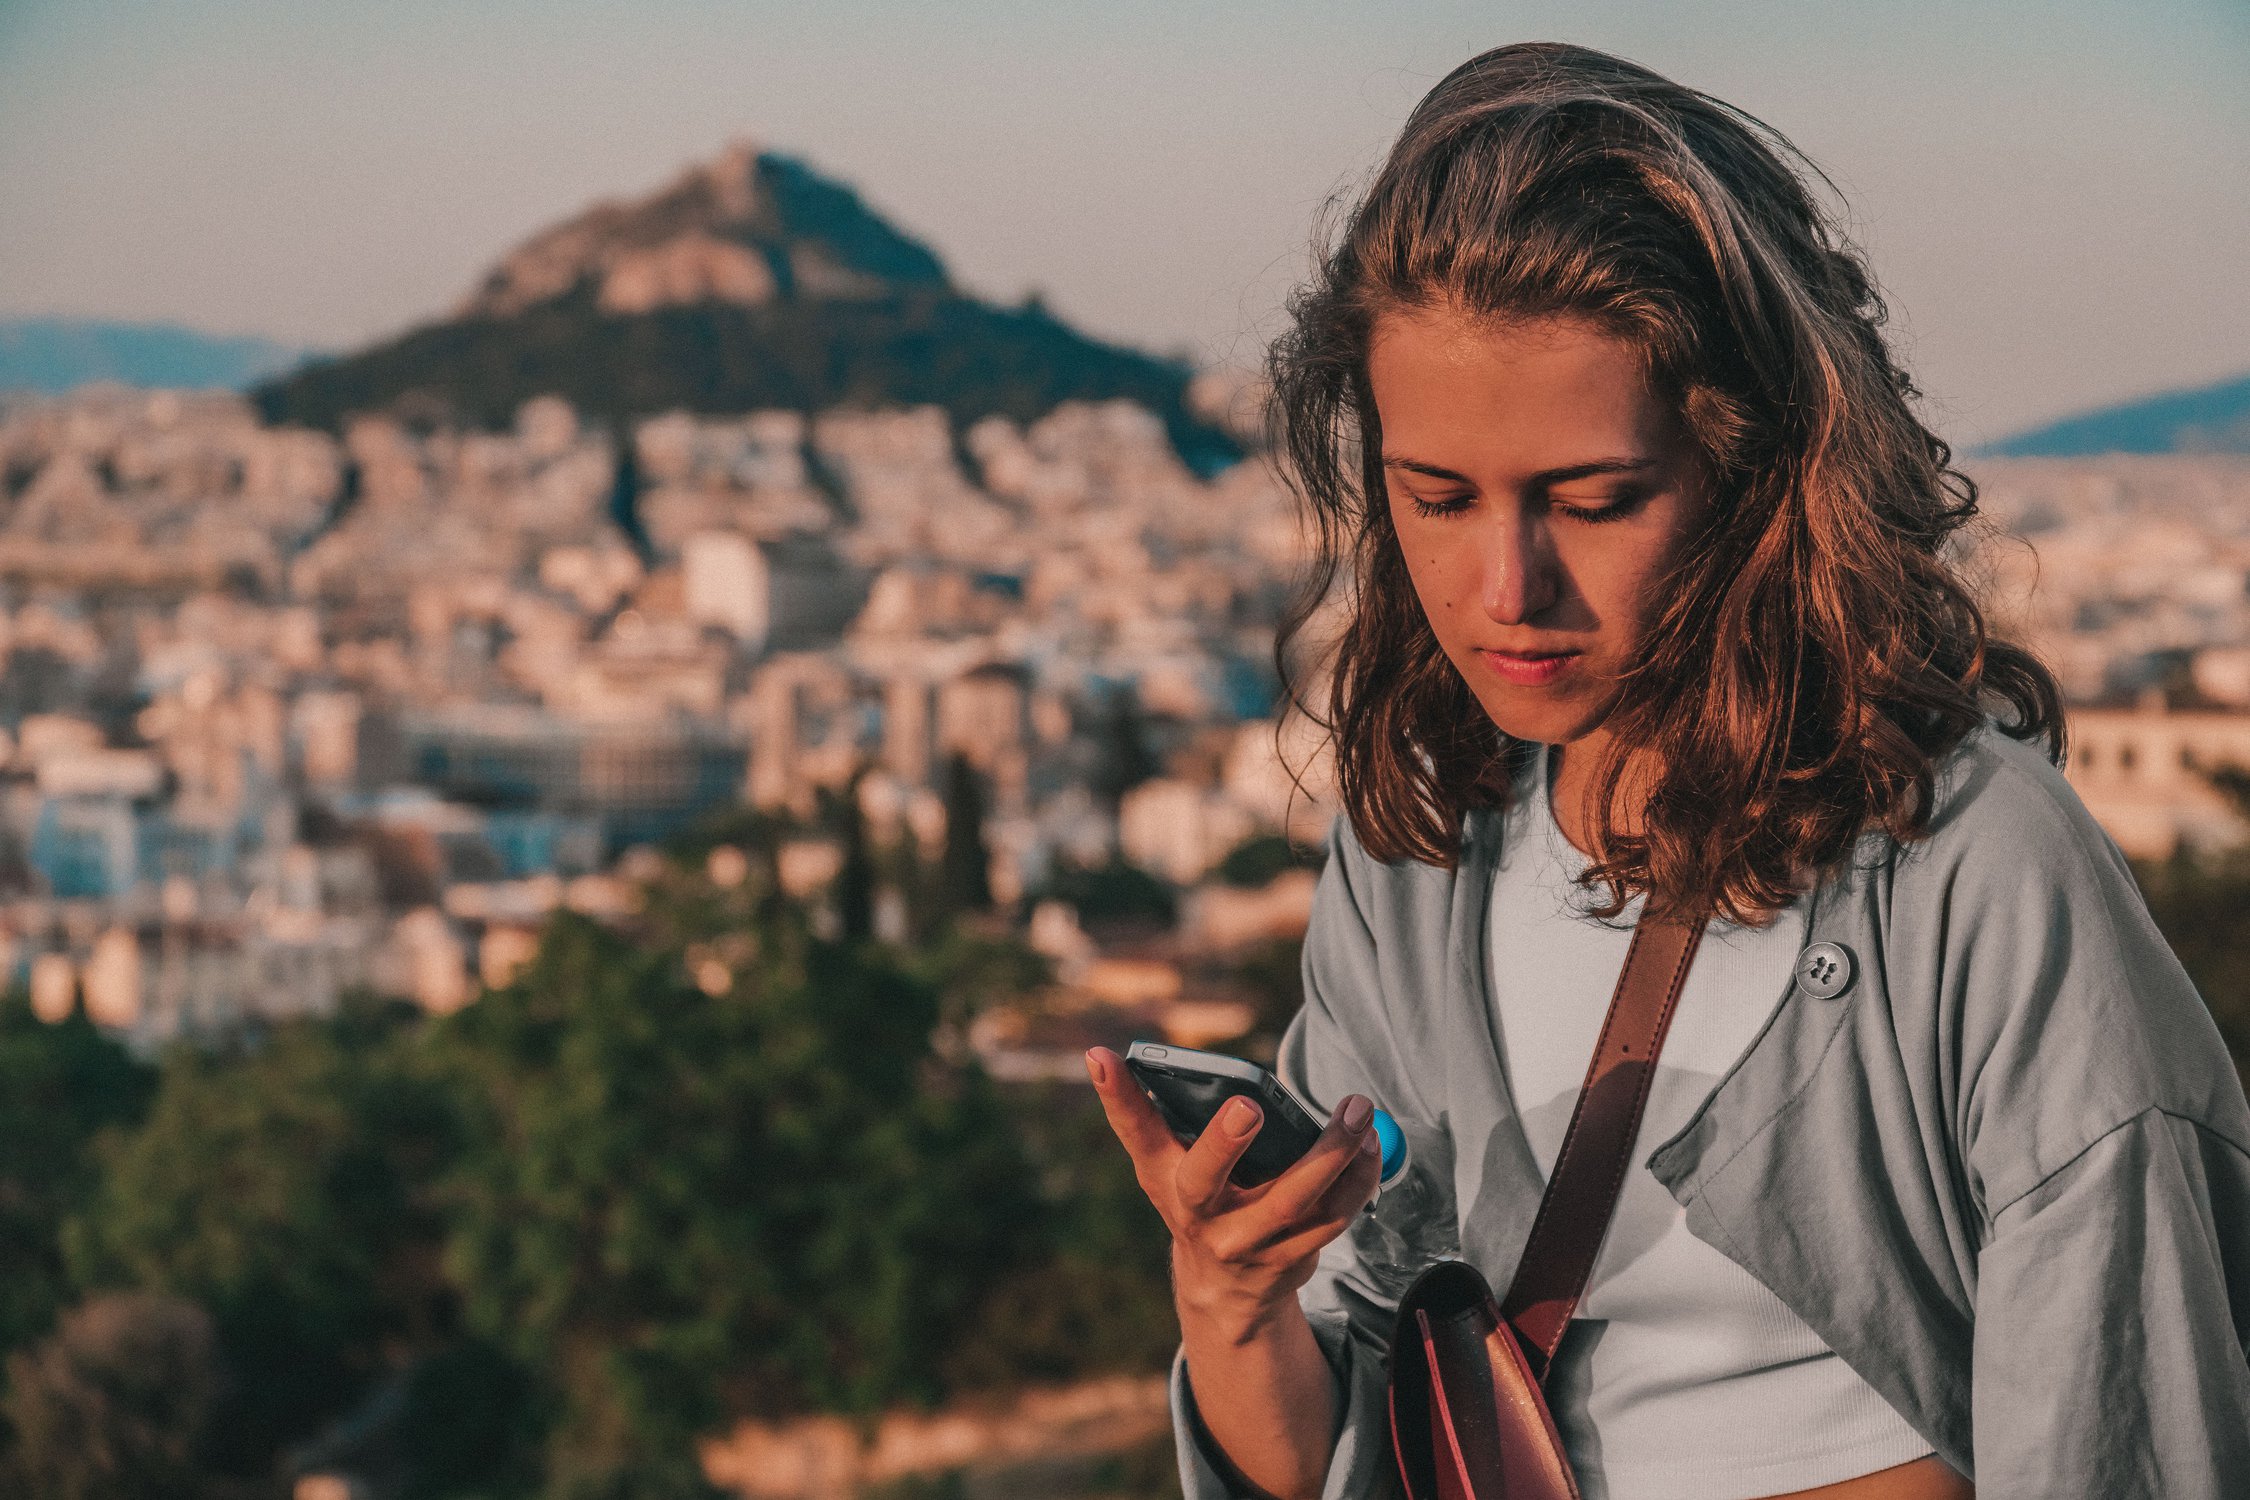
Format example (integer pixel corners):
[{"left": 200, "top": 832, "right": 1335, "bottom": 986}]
[{"left": 1370, "top": 1107, "right": 1408, "bottom": 1185}]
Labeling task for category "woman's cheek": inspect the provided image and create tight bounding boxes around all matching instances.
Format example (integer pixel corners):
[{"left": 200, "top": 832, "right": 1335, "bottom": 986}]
[{"left": 1393, "top": 526, "right": 1449, "bottom": 617}]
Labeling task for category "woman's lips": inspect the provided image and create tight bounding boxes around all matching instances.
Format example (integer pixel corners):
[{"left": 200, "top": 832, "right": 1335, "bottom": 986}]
[{"left": 1477, "top": 648, "right": 1581, "bottom": 686}]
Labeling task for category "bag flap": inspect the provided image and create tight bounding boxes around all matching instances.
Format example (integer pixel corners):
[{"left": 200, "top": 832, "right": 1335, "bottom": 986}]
[{"left": 1386, "top": 1260, "right": 1581, "bottom": 1500}]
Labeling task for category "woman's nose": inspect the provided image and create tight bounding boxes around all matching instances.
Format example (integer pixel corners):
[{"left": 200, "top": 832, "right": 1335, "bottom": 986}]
[{"left": 1479, "top": 515, "right": 1555, "bottom": 624}]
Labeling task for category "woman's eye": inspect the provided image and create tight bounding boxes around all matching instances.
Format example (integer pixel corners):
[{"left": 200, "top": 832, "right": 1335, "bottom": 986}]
[
  {"left": 1403, "top": 491, "right": 1473, "bottom": 520},
  {"left": 1562, "top": 503, "right": 1632, "bottom": 525},
  {"left": 1553, "top": 487, "right": 1647, "bottom": 524}
]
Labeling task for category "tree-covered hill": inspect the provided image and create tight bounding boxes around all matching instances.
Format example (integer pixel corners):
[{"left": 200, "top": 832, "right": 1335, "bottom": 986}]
[
  {"left": 251, "top": 287, "right": 1235, "bottom": 469},
  {"left": 250, "top": 145, "right": 1236, "bottom": 469}
]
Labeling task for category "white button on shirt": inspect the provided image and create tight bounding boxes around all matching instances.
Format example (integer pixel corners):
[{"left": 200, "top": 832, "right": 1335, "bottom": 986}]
[{"left": 1488, "top": 745, "right": 1931, "bottom": 1500}]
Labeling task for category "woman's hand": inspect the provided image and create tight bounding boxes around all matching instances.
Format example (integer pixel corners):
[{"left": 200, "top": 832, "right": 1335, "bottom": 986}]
[
  {"left": 1083, "top": 1046, "right": 1383, "bottom": 1337},
  {"left": 1085, "top": 1046, "right": 1383, "bottom": 1499}
]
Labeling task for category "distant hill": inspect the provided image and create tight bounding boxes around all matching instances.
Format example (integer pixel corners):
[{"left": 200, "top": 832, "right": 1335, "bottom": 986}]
[
  {"left": 1982, "top": 369, "right": 2250, "bottom": 457},
  {"left": 253, "top": 143, "right": 1236, "bottom": 468},
  {"left": 0, "top": 318, "right": 306, "bottom": 394}
]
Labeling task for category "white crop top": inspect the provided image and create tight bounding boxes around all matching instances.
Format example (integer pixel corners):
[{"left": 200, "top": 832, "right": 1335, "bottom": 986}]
[{"left": 1488, "top": 744, "right": 1931, "bottom": 1499}]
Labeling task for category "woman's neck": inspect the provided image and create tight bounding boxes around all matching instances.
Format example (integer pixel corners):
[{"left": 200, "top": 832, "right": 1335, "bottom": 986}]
[{"left": 1545, "top": 731, "right": 1653, "bottom": 859}]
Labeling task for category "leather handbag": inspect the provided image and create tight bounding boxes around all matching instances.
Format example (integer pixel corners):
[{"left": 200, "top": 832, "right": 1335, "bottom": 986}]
[{"left": 1386, "top": 911, "right": 1708, "bottom": 1500}]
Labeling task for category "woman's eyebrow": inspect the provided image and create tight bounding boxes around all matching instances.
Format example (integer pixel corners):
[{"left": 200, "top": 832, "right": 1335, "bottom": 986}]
[
  {"left": 1381, "top": 455, "right": 1657, "bottom": 486},
  {"left": 1382, "top": 455, "right": 1475, "bottom": 483},
  {"left": 1529, "top": 458, "right": 1657, "bottom": 485}
]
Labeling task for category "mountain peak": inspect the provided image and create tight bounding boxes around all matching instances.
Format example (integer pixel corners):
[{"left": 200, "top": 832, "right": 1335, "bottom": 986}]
[
  {"left": 459, "top": 145, "right": 951, "bottom": 320},
  {"left": 699, "top": 138, "right": 766, "bottom": 220},
  {"left": 254, "top": 144, "right": 1236, "bottom": 470},
  {"left": 1981, "top": 370, "right": 2250, "bottom": 458}
]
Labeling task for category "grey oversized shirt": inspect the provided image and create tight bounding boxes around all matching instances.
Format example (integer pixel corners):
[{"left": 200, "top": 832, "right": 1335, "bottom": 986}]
[{"left": 1171, "top": 724, "right": 2250, "bottom": 1499}]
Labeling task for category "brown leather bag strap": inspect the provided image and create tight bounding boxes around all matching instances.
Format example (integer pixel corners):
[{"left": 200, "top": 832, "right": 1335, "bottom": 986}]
[{"left": 1499, "top": 909, "right": 1707, "bottom": 1368}]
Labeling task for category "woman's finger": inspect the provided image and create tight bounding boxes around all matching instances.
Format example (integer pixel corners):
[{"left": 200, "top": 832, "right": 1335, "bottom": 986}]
[
  {"left": 1258, "top": 1143, "right": 1386, "bottom": 1266},
  {"left": 1249, "top": 1094, "right": 1376, "bottom": 1228},
  {"left": 1083, "top": 1048, "right": 1183, "bottom": 1178},
  {"left": 1174, "top": 1094, "right": 1265, "bottom": 1214},
  {"left": 1311, "top": 1128, "right": 1386, "bottom": 1224}
]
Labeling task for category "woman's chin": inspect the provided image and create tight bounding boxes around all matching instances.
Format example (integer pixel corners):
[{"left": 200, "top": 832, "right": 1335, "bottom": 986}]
[{"left": 1473, "top": 693, "right": 1605, "bottom": 748}]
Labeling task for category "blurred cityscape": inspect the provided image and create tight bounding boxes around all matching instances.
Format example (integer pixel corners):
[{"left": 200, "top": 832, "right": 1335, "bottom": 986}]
[
  {"left": 0, "top": 376, "right": 1340, "bottom": 1055},
  {"left": 0, "top": 384, "right": 2247, "bottom": 1055}
]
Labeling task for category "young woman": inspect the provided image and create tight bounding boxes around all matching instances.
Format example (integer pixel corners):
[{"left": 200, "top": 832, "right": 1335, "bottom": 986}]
[{"left": 1085, "top": 43, "right": 2250, "bottom": 1500}]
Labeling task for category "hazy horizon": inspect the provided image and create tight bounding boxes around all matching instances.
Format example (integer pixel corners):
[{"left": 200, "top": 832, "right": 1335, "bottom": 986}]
[{"left": 2, "top": 0, "right": 2245, "bottom": 447}]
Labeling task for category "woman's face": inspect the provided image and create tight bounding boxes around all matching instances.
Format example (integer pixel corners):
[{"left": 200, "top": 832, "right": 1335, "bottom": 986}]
[{"left": 1368, "top": 306, "right": 1709, "bottom": 748}]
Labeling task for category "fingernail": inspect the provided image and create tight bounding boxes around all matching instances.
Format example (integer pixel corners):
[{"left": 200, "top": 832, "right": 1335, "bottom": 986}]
[
  {"left": 1341, "top": 1096, "right": 1372, "bottom": 1132},
  {"left": 1084, "top": 1050, "right": 1106, "bottom": 1086},
  {"left": 1359, "top": 1129, "right": 1381, "bottom": 1157},
  {"left": 1225, "top": 1099, "right": 1261, "bottom": 1136}
]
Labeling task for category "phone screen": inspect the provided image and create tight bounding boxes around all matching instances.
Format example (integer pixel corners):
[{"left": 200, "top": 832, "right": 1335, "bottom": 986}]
[{"left": 1125, "top": 1043, "right": 1327, "bottom": 1186}]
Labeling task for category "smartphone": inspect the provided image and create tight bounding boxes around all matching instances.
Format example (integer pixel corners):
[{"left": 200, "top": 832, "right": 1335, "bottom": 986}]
[{"left": 1124, "top": 1041, "right": 1329, "bottom": 1186}]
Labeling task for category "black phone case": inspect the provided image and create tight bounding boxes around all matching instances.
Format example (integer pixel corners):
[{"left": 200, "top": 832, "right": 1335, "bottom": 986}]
[{"left": 1128, "top": 1055, "right": 1326, "bottom": 1186}]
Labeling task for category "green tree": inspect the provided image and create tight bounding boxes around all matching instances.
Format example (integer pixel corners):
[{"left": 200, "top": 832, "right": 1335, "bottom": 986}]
[
  {"left": 1213, "top": 832, "right": 1318, "bottom": 890},
  {"left": 1086, "top": 684, "right": 1159, "bottom": 835},
  {"left": 2137, "top": 766, "right": 2250, "bottom": 1081},
  {"left": 64, "top": 1001, "right": 464, "bottom": 1480},
  {"left": 432, "top": 902, "right": 1041, "bottom": 1499},
  {"left": 907, "top": 930, "right": 1051, "bottom": 1039},
  {"left": 937, "top": 1081, "right": 1177, "bottom": 1392},
  {"left": 0, "top": 995, "right": 154, "bottom": 1359},
  {"left": 608, "top": 422, "right": 650, "bottom": 556},
  {"left": 0, "top": 1293, "right": 225, "bottom": 1500},
  {"left": 1033, "top": 858, "right": 1177, "bottom": 929},
  {"left": 2136, "top": 853, "right": 2250, "bottom": 1079},
  {"left": 831, "top": 769, "right": 877, "bottom": 944},
  {"left": 937, "top": 753, "right": 993, "bottom": 920},
  {"left": 1228, "top": 935, "right": 1308, "bottom": 1056}
]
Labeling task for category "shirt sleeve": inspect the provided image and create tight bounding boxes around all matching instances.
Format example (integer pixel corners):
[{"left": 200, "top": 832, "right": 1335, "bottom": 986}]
[
  {"left": 1168, "top": 819, "right": 1431, "bottom": 1500},
  {"left": 1927, "top": 744, "right": 2250, "bottom": 1493},
  {"left": 1170, "top": 1293, "right": 1398, "bottom": 1500},
  {"left": 1970, "top": 1107, "right": 2250, "bottom": 1500}
]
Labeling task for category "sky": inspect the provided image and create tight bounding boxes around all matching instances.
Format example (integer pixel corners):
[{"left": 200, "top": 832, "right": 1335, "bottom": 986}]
[{"left": 1, "top": 0, "right": 2245, "bottom": 447}]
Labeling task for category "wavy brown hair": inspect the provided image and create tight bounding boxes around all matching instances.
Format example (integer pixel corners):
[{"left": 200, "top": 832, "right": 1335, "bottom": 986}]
[{"left": 1272, "top": 42, "right": 2063, "bottom": 921}]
